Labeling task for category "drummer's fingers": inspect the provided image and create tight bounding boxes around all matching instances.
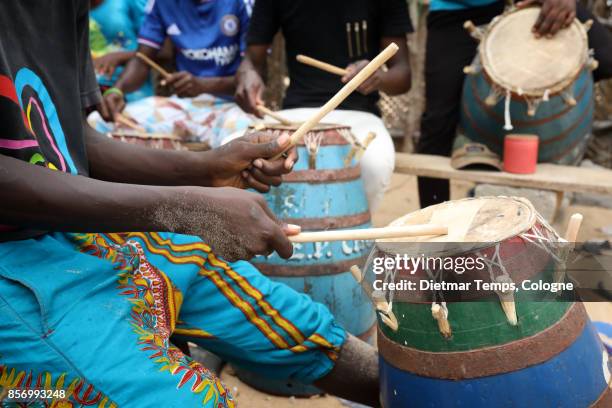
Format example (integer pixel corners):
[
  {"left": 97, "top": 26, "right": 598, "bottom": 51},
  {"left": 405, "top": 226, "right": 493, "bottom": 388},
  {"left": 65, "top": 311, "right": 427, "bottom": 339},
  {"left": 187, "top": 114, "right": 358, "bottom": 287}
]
[
  {"left": 247, "top": 87, "right": 264, "bottom": 117},
  {"left": 548, "top": 15, "right": 565, "bottom": 36},
  {"left": 516, "top": 0, "right": 537, "bottom": 8},
  {"left": 564, "top": 10, "right": 575, "bottom": 27},
  {"left": 241, "top": 170, "right": 271, "bottom": 193},
  {"left": 253, "top": 155, "right": 293, "bottom": 175},
  {"left": 533, "top": 5, "right": 548, "bottom": 34},
  {"left": 535, "top": 6, "right": 556, "bottom": 36},
  {"left": 97, "top": 100, "right": 111, "bottom": 122},
  {"left": 249, "top": 167, "right": 283, "bottom": 187}
]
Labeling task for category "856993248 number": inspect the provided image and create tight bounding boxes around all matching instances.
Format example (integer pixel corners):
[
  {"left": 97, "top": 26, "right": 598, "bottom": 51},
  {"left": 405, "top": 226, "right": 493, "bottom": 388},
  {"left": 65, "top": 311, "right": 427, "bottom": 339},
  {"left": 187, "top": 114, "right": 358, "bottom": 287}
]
[{"left": 5, "top": 388, "right": 66, "bottom": 402}]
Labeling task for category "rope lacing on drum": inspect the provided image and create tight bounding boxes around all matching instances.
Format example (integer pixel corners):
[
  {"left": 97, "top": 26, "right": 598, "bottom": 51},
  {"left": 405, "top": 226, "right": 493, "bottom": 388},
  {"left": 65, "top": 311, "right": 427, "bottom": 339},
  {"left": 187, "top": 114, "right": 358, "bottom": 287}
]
[
  {"left": 476, "top": 242, "right": 519, "bottom": 325},
  {"left": 423, "top": 266, "right": 452, "bottom": 337},
  {"left": 304, "top": 131, "right": 323, "bottom": 169}
]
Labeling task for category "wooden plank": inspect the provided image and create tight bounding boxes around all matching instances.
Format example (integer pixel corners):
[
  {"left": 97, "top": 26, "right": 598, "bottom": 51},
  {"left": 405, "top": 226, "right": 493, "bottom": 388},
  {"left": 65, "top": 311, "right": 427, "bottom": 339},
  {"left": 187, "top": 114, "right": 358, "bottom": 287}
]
[{"left": 395, "top": 153, "right": 612, "bottom": 195}]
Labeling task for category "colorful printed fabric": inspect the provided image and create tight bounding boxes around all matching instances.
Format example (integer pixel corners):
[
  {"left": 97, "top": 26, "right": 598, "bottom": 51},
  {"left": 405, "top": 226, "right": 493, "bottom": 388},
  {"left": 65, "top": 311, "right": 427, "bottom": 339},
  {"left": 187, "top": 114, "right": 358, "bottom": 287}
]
[
  {"left": 89, "top": 95, "right": 254, "bottom": 147},
  {"left": 0, "top": 232, "right": 346, "bottom": 407}
]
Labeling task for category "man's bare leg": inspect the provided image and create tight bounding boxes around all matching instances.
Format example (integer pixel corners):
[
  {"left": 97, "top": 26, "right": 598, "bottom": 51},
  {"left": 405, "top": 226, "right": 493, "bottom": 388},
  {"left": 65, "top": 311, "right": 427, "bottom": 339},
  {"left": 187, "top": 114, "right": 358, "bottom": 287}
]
[{"left": 315, "top": 334, "right": 380, "bottom": 407}]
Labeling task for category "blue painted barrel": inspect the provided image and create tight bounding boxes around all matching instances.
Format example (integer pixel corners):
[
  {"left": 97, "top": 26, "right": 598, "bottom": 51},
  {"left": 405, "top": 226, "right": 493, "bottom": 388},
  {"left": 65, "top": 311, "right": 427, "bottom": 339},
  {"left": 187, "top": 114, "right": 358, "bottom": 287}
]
[
  {"left": 235, "top": 123, "right": 376, "bottom": 396},
  {"left": 460, "top": 68, "right": 594, "bottom": 164},
  {"left": 380, "top": 308, "right": 611, "bottom": 407}
]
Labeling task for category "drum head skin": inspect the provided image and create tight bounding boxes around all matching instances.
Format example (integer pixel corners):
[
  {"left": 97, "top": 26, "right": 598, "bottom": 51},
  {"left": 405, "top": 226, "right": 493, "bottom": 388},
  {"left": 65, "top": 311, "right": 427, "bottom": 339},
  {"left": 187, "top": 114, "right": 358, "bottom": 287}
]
[
  {"left": 481, "top": 7, "right": 588, "bottom": 97},
  {"left": 379, "top": 197, "right": 536, "bottom": 254}
]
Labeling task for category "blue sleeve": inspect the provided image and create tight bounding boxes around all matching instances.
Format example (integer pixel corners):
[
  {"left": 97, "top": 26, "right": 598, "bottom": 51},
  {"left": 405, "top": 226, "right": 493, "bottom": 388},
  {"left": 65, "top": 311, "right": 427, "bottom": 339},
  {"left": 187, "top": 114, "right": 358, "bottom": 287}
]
[
  {"left": 128, "top": 0, "right": 148, "bottom": 30},
  {"left": 237, "top": 0, "right": 250, "bottom": 54},
  {"left": 137, "top": 0, "right": 166, "bottom": 49}
]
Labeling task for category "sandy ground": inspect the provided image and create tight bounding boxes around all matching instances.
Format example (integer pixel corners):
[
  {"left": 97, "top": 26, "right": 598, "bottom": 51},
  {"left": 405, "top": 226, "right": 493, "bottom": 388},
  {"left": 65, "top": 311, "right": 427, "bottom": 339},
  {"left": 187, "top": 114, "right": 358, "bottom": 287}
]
[{"left": 221, "top": 174, "right": 612, "bottom": 408}]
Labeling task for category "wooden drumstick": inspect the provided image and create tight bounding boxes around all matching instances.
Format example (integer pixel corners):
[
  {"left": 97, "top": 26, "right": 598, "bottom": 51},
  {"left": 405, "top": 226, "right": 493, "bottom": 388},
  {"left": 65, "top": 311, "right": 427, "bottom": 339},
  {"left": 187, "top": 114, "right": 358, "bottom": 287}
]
[
  {"left": 256, "top": 104, "right": 293, "bottom": 126},
  {"left": 115, "top": 112, "right": 145, "bottom": 132},
  {"left": 289, "top": 224, "right": 448, "bottom": 243},
  {"left": 296, "top": 54, "right": 349, "bottom": 77},
  {"left": 136, "top": 52, "right": 171, "bottom": 80},
  {"left": 272, "top": 43, "right": 399, "bottom": 160}
]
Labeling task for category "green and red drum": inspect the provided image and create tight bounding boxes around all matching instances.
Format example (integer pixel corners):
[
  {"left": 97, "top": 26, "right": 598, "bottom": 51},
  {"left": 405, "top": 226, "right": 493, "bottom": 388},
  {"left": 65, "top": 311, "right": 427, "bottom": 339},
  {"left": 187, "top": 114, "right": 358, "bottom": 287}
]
[
  {"left": 460, "top": 7, "right": 598, "bottom": 164},
  {"left": 236, "top": 123, "right": 376, "bottom": 395},
  {"left": 374, "top": 197, "right": 610, "bottom": 407}
]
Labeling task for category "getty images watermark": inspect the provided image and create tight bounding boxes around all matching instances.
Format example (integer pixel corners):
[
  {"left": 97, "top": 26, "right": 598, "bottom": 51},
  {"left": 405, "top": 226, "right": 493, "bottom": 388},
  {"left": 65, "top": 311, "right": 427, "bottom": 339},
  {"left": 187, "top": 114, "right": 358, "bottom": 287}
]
[{"left": 370, "top": 254, "right": 575, "bottom": 294}]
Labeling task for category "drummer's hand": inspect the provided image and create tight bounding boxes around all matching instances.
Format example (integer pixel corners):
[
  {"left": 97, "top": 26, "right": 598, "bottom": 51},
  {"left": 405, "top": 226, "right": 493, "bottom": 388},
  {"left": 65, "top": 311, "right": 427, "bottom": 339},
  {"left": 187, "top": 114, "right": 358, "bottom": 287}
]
[
  {"left": 99, "top": 91, "right": 126, "bottom": 122},
  {"left": 516, "top": 0, "right": 576, "bottom": 37},
  {"left": 342, "top": 60, "right": 384, "bottom": 95},
  {"left": 164, "top": 71, "right": 203, "bottom": 97},
  {"left": 93, "top": 51, "right": 133, "bottom": 78},
  {"left": 205, "top": 131, "right": 298, "bottom": 192},
  {"left": 235, "top": 68, "right": 265, "bottom": 117}
]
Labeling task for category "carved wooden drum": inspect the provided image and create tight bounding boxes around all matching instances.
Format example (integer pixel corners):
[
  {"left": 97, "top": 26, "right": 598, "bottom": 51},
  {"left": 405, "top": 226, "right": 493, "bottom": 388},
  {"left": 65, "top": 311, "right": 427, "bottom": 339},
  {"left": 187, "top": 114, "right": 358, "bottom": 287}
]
[
  {"left": 236, "top": 123, "right": 376, "bottom": 396},
  {"left": 373, "top": 197, "right": 610, "bottom": 407},
  {"left": 460, "top": 7, "right": 598, "bottom": 164}
]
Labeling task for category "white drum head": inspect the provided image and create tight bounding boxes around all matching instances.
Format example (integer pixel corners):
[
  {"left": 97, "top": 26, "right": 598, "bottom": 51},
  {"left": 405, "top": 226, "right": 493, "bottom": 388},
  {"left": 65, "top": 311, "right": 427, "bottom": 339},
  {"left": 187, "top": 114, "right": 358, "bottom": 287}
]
[
  {"left": 481, "top": 7, "right": 588, "bottom": 97},
  {"left": 377, "top": 197, "right": 537, "bottom": 255}
]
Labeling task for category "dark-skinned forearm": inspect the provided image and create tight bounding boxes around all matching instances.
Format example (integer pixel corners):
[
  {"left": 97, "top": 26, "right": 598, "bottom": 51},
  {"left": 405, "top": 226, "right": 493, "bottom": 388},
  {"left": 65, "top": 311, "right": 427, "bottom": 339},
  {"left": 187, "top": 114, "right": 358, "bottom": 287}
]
[
  {"left": 196, "top": 76, "right": 236, "bottom": 96},
  {"left": 85, "top": 122, "right": 216, "bottom": 187},
  {"left": 243, "top": 46, "right": 269, "bottom": 80},
  {"left": 379, "top": 63, "right": 411, "bottom": 95},
  {"left": 114, "top": 46, "right": 157, "bottom": 93},
  {"left": 0, "top": 153, "right": 193, "bottom": 233},
  {"left": 378, "top": 37, "right": 411, "bottom": 95}
]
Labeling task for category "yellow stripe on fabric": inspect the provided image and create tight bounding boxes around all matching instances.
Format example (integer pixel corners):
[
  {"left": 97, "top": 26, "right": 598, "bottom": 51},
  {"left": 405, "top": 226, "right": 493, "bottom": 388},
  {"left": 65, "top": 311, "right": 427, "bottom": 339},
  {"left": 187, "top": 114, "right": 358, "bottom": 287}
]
[
  {"left": 148, "top": 232, "right": 211, "bottom": 253},
  {"left": 200, "top": 268, "right": 291, "bottom": 350},
  {"left": 124, "top": 233, "right": 317, "bottom": 354},
  {"left": 173, "top": 328, "right": 215, "bottom": 339},
  {"left": 128, "top": 232, "right": 209, "bottom": 266},
  {"left": 207, "top": 253, "right": 307, "bottom": 345}
]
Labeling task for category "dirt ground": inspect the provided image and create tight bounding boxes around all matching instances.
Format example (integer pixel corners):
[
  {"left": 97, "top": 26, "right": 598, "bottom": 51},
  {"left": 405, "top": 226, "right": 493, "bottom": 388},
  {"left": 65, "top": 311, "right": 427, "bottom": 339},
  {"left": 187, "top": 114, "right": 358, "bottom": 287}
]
[{"left": 222, "top": 173, "right": 612, "bottom": 408}]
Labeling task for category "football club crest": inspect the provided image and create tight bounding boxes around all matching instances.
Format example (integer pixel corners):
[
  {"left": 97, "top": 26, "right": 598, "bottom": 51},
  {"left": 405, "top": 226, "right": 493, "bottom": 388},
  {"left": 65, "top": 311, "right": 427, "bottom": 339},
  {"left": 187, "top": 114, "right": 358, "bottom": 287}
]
[{"left": 220, "top": 14, "right": 239, "bottom": 37}]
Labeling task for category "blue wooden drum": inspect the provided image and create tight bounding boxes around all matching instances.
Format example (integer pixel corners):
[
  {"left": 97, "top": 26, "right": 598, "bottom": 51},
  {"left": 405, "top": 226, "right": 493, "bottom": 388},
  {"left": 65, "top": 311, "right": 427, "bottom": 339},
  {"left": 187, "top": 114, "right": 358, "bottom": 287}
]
[
  {"left": 235, "top": 123, "right": 376, "bottom": 396},
  {"left": 460, "top": 7, "right": 598, "bottom": 164}
]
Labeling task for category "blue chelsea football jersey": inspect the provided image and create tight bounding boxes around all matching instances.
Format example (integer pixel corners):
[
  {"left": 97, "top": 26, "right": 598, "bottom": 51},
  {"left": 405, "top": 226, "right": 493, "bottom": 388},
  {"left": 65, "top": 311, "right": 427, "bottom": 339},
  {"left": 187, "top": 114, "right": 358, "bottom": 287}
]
[{"left": 138, "top": 0, "right": 249, "bottom": 77}]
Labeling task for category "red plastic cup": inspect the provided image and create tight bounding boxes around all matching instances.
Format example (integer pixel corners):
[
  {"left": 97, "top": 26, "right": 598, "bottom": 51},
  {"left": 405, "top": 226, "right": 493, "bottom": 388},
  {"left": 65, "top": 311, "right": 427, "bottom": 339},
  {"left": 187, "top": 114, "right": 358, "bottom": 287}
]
[{"left": 503, "top": 134, "right": 539, "bottom": 174}]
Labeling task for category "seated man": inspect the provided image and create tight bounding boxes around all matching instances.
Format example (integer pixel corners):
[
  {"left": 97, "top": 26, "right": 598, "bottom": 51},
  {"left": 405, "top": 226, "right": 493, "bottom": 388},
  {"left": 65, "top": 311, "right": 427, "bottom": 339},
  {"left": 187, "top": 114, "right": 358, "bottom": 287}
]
[
  {"left": 0, "top": 1, "right": 379, "bottom": 406},
  {"left": 100, "top": 0, "right": 253, "bottom": 147},
  {"left": 416, "top": 0, "right": 612, "bottom": 208},
  {"left": 235, "top": 0, "right": 413, "bottom": 211}
]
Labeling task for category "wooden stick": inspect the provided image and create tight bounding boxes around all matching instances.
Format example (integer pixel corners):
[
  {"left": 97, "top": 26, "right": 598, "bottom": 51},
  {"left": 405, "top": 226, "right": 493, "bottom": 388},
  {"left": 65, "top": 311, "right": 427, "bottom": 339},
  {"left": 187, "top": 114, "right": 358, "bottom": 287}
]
[
  {"left": 289, "top": 224, "right": 447, "bottom": 243},
  {"left": 296, "top": 54, "right": 349, "bottom": 76},
  {"left": 115, "top": 112, "right": 145, "bottom": 132},
  {"left": 256, "top": 104, "right": 293, "bottom": 126},
  {"left": 272, "top": 43, "right": 399, "bottom": 160},
  {"left": 136, "top": 52, "right": 171, "bottom": 79}
]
